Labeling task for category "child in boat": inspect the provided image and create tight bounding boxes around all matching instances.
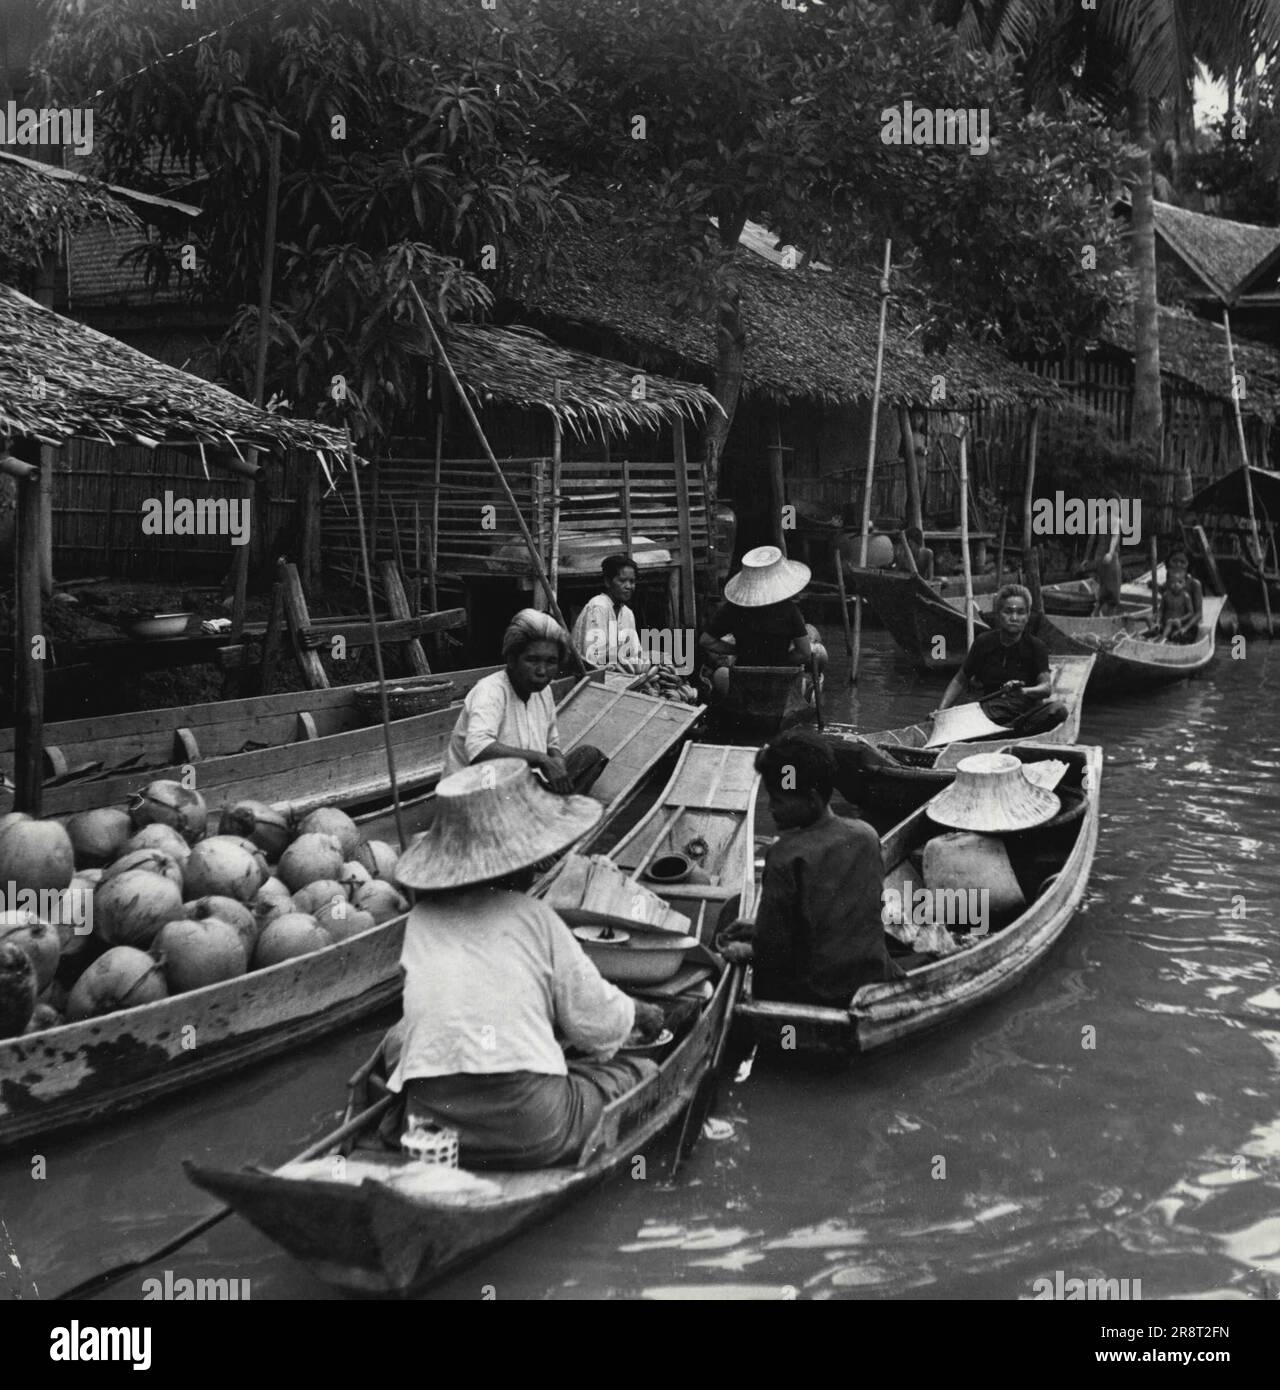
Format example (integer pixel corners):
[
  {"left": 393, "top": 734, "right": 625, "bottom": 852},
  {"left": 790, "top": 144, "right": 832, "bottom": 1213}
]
[
  {"left": 386, "top": 759, "right": 666, "bottom": 1169},
  {"left": 1145, "top": 550, "right": 1204, "bottom": 643},
  {"left": 716, "top": 730, "right": 903, "bottom": 1005}
]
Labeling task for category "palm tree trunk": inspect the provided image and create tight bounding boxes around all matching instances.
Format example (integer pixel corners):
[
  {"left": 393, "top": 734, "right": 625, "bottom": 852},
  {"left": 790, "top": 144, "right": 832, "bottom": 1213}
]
[{"left": 1127, "top": 92, "right": 1170, "bottom": 533}]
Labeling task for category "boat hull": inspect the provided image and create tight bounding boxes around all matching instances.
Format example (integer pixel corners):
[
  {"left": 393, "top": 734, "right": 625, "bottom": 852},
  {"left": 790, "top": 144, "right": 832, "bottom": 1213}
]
[
  {"left": 185, "top": 961, "right": 734, "bottom": 1295},
  {"left": 736, "top": 743, "right": 1102, "bottom": 1055}
]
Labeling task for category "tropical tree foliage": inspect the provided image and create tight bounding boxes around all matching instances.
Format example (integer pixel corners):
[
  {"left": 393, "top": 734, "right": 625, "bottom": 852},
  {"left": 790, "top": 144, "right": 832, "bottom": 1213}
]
[{"left": 36, "top": 0, "right": 579, "bottom": 445}]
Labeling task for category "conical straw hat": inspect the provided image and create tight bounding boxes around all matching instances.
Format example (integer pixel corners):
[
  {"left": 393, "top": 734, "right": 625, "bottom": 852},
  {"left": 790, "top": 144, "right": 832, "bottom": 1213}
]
[
  {"left": 723, "top": 545, "right": 811, "bottom": 608},
  {"left": 924, "top": 702, "right": 1012, "bottom": 748},
  {"left": 926, "top": 751, "right": 1060, "bottom": 832},
  {"left": 394, "top": 759, "right": 602, "bottom": 891}
]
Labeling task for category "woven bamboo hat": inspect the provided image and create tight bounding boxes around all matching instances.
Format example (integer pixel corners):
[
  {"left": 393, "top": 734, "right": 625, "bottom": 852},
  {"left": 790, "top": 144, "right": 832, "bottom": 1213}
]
[
  {"left": 394, "top": 759, "right": 602, "bottom": 891},
  {"left": 723, "top": 545, "right": 811, "bottom": 608},
  {"left": 926, "top": 751, "right": 1060, "bottom": 832},
  {"left": 924, "top": 702, "right": 1012, "bottom": 748}
]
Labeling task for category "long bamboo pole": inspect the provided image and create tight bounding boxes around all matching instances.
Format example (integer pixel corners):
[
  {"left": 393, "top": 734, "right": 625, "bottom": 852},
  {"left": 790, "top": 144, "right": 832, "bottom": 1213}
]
[
  {"left": 850, "top": 238, "right": 892, "bottom": 686},
  {"left": 958, "top": 424, "right": 975, "bottom": 651},
  {"left": 1021, "top": 406, "right": 1039, "bottom": 558},
  {"left": 347, "top": 429, "right": 406, "bottom": 851},
  {"left": 549, "top": 381, "right": 563, "bottom": 604},
  {"left": 411, "top": 284, "right": 583, "bottom": 668},
  {"left": 1223, "top": 307, "right": 1273, "bottom": 636}
]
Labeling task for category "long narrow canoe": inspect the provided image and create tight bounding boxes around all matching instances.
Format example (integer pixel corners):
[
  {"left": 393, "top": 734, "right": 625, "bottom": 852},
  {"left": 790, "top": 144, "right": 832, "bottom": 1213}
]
[
  {"left": 1041, "top": 568, "right": 1162, "bottom": 616},
  {"left": 183, "top": 744, "right": 759, "bottom": 1297},
  {"left": 736, "top": 742, "right": 1102, "bottom": 1055},
  {"left": 823, "top": 654, "right": 1094, "bottom": 819},
  {"left": 847, "top": 566, "right": 1224, "bottom": 693},
  {"left": 0, "top": 666, "right": 507, "bottom": 820},
  {"left": 0, "top": 683, "right": 703, "bottom": 1151}
]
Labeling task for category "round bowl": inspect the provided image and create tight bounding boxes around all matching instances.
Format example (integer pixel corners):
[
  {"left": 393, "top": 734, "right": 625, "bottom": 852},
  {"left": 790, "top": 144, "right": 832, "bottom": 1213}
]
[{"left": 572, "top": 925, "right": 693, "bottom": 985}]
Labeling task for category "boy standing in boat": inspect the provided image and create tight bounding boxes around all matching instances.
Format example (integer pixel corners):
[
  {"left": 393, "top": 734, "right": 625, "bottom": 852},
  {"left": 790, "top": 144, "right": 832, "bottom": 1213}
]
[
  {"left": 716, "top": 730, "right": 903, "bottom": 1005},
  {"left": 937, "top": 584, "right": 1067, "bottom": 736}
]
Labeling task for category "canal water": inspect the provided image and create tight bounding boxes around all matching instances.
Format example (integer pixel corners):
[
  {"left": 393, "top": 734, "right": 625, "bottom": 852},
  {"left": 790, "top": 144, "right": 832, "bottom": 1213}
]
[{"left": 4, "top": 627, "right": 1279, "bottom": 1301}]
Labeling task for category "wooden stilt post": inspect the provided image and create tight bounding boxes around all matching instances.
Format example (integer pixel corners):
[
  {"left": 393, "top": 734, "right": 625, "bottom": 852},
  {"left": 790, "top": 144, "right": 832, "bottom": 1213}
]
[
  {"left": 899, "top": 404, "right": 923, "bottom": 533},
  {"left": 1022, "top": 406, "right": 1039, "bottom": 559},
  {"left": 11, "top": 445, "right": 44, "bottom": 814},
  {"left": 995, "top": 511, "right": 1006, "bottom": 589},
  {"left": 550, "top": 384, "right": 563, "bottom": 605},
  {"left": 851, "top": 238, "right": 892, "bottom": 685},
  {"left": 1223, "top": 307, "right": 1273, "bottom": 636},
  {"left": 958, "top": 423, "right": 975, "bottom": 652},
  {"left": 672, "top": 417, "right": 697, "bottom": 632}
]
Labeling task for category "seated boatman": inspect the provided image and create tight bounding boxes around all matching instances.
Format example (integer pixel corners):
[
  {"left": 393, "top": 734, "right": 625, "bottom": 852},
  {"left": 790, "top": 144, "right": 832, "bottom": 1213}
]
[
  {"left": 936, "top": 583, "right": 1067, "bottom": 737},
  {"left": 716, "top": 729, "right": 903, "bottom": 1006}
]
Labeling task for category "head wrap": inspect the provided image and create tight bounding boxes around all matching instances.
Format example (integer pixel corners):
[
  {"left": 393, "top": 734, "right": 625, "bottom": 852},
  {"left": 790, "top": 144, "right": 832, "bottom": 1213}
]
[{"left": 501, "top": 608, "right": 569, "bottom": 663}]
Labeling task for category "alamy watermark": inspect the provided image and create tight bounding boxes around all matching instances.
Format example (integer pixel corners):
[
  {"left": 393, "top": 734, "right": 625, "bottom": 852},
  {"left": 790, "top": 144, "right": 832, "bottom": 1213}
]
[
  {"left": 584, "top": 627, "right": 695, "bottom": 675},
  {"left": 0, "top": 101, "right": 93, "bottom": 156},
  {"left": 142, "top": 1270, "right": 251, "bottom": 1300},
  {"left": 880, "top": 101, "right": 990, "bottom": 155},
  {"left": 141, "top": 491, "right": 251, "bottom": 546},
  {"left": 1030, "top": 492, "right": 1142, "bottom": 545},
  {"left": 882, "top": 879, "right": 990, "bottom": 933},
  {"left": 1032, "top": 1270, "right": 1142, "bottom": 1300},
  {"left": 1, "top": 882, "right": 91, "bottom": 933}
]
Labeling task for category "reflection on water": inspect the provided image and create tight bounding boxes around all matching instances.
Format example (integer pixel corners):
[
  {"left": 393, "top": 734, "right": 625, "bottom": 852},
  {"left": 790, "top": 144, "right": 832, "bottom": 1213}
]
[{"left": 3, "top": 631, "right": 1279, "bottom": 1301}]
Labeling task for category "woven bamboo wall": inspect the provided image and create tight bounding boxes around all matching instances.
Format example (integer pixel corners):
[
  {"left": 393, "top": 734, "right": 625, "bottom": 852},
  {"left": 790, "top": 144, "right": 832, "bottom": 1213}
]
[
  {"left": 52, "top": 440, "right": 303, "bottom": 580},
  {"left": 321, "top": 449, "right": 712, "bottom": 579}
]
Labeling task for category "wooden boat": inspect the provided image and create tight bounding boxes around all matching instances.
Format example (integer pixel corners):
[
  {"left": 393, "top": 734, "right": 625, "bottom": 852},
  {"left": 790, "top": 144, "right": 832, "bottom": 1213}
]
[
  {"left": 1041, "top": 568, "right": 1161, "bottom": 616},
  {"left": 823, "top": 654, "right": 1094, "bottom": 819},
  {"left": 1185, "top": 467, "right": 1280, "bottom": 634},
  {"left": 0, "top": 681, "right": 702, "bottom": 1152},
  {"left": 182, "top": 744, "right": 761, "bottom": 1297},
  {"left": 736, "top": 742, "right": 1102, "bottom": 1055},
  {"left": 847, "top": 566, "right": 1224, "bottom": 693},
  {"left": 707, "top": 661, "right": 820, "bottom": 740},
  {"left": 0, "top": 666, "right": 508, "bottom": 820}
]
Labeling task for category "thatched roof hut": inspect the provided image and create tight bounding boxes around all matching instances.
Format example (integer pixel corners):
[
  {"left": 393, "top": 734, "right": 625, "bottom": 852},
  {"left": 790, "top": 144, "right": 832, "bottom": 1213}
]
[
  {"left": 512, "top": 219, "right": 1060, "bottom": 410},
  {"left": 0, "top": 283, "right": 345, "bottom": 463},
  {"left": 446, "top": 323, "right": 721, "bottom": 437}
]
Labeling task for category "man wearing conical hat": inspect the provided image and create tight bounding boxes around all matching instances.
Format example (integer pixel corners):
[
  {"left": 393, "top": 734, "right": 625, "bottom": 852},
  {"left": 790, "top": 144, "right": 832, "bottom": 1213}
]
[
  {"left": 444, "top": 608, "right": 607, "bottom": 794},
  {"left": 699, "top": 545, "right": 827, "bottom": 703},
  {"left": 387, "top": 759, "right": 666, "bottom": 1168},
  {"left": 937, "top": 585, "right": 1067, "bottom": 737}
]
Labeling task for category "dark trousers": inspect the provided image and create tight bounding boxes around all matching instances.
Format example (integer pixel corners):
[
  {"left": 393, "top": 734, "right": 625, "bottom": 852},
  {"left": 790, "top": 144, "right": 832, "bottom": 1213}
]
[{"left": 560, "top": 744, "right": 608, "bottom": 795}]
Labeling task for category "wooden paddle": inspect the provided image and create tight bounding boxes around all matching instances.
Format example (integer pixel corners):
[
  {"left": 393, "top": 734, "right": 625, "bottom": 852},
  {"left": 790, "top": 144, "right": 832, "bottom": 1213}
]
[
  {"left": 670, "top": 960, "right": 746, "bottom": 1178},
  {"left": 52, "top": 1091, "right": 396, "bottom": 1301}
]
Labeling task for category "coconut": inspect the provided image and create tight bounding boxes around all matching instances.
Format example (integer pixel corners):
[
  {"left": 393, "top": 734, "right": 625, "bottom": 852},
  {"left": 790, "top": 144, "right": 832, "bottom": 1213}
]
[
  {"left": 154, "top": 917, "right": 247, "bottom": 993},
  {"left": 121, "top": 823, "right": 192, "bottom": 866},
  {"left": 291, "top": 879, "right": 349, "bottom": 916},
  {"left": 0, "top": 941, "right": 37, "bottom": 1038},
  {"left": 65, "top": 807, "right": 135, "bottom": 868},
  {"left": 315, "top": 901, "right": 376, "bottom": 943},
  {"left": 101, "top": 848, "right": 184, "bottom": 890},
  {"left": 220, "top": 800, "right": 292, "bottom": 859},
  {"left": 0, "top": 819, "right": 75, "bottom": 895},
  {"left": 339, "top": 860, "right": 372, "bottom": 893},
  {"left": 66, "top": 946, "right": 168, "bottom": 1021},
  {"left": 353, "top": 839, "right": 398, "bottom": 880},
  {"left": 0, "top": 812, "right": 32, "bottom": 833},
  {"left": 39, "top": 979, "right": 69, "bottom": 1015},
  {"left": 252, "top": 913, "right": 332, "bottom": 968},
  {"left": 23, "top": 1002, "right": 63, "bottom": 1034},
  {"left": 277, "top": 833, "right": 344, "bottom": 892},
  {"left": 52, "top": 873, "right": 97, "bottom": 953},
  {"left": 0, "top": 912, "right": 60, "bottom": 993},
  {"left": 128, "top": 781, "right": 208, "bottom": 844},
  {"left": 296, "top": 807, "right": 360, "bottom": 858},
  {"left": 185, "top": 896, "right": 258, "bottom": 956},
  {"left": 182, "top": 839, "right": 266, "bottom": 904},
  {"left": 95, "top": 870, "right": 184, "bottom": 949},
  {"left": 352, "top": 880, "right": 409, "bottom": 924}
]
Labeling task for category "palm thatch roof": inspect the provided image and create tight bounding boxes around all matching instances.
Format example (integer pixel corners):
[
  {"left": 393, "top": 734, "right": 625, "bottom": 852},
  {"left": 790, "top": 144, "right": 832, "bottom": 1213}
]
[
  {"left": 0, "top": 153, "right": 140, "bottom": 279},
  {"left": 1145, "top": 200, "right": 1280, "bottom": 302},
  {"left": 447, "top": 323, "right": 721, "bottom": 436},
  {"left": 0, "top": 283, "right": 346, "bottom": 463},
  {"left": 513, "top": 220, "right": 1060, "bottom": 410},
  {"left": 1095, "top": 302, "right": 1280, "bottom": 421}
]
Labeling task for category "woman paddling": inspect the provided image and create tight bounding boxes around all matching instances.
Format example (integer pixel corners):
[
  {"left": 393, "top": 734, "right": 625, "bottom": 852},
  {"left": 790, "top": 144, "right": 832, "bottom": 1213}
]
[
  {"left": 444, "top": 608, "right": 607, "bottom": 795},
  {"left": 386, "top": 760, "right": 665, "bottom": 1169}
]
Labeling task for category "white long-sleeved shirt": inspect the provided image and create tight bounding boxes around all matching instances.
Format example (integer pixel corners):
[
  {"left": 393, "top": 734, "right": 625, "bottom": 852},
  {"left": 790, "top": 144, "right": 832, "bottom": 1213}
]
[
  {"left": 571, "top": 593, "right": 647, "bottom": 674},
  {"left": 386, "top": 888, "right": 635, "bottom": 1088},
  {"left": 442, "top": 669, "right": 560, "bottom": 778}
]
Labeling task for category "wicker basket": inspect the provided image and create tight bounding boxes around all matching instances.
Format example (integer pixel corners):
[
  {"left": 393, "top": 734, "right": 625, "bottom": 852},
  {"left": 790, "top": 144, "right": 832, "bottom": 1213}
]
[
  {"left": 354, "top": 677, "right": 456, "bottom": 723},
  {"left": 401, "top": 1120, "right": 460, "bottom": 1168}
]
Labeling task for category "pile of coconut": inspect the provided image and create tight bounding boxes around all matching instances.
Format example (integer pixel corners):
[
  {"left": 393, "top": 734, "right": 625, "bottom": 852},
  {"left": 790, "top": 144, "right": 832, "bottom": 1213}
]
[{"left": 0, "top": 782, "right": 409, "bottom": 1040}]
